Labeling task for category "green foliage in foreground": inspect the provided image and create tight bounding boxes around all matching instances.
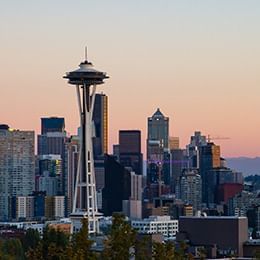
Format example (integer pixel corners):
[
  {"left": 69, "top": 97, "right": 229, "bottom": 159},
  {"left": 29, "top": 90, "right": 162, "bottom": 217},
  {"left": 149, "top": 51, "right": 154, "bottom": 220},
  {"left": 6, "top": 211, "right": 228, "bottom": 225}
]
[
  {"left": 0, "top": 238, "right": 24, "bottom": 260},
  {"left": 0, "top": 214, "right": 191, "bottom": 260}
]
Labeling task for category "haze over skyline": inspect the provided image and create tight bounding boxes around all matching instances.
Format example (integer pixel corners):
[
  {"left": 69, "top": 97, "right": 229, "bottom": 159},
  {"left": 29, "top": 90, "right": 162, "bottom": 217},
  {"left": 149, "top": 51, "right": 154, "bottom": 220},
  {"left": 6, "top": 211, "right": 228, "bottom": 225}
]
[{"left": 1, "top": 0, "right": 260, "bottom": 157}]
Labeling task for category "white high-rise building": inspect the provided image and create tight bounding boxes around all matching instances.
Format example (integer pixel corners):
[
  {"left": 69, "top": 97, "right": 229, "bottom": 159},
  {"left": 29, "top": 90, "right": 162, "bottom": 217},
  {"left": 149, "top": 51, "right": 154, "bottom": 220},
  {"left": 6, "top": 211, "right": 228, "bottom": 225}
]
[
  {"left": 16, "top": 196, "right": 34, "bottom": 220},
  {"left": 66, "top": 135, "right": 80, "bottom": 215},
  {"left": 0, "top": 125, "right": 35, "bottom": 221},
  {"left": 54, "top": 196, "right": 65, "bottom": 218},
  {"left": 178, "top": 169, "right": 202, "bottom": 213}
]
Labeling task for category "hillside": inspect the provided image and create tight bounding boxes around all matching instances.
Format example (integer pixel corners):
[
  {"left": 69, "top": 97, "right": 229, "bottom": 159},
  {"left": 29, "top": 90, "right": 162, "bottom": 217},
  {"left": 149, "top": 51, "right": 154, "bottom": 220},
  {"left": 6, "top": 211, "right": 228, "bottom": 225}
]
[{"left": 226, "top": 157, "right": 260, "bottom": 176}]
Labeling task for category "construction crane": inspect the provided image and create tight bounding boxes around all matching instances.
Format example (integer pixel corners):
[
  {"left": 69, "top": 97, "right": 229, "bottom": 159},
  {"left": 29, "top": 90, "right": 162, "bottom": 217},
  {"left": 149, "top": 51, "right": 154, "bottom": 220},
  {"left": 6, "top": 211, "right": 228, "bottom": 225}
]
[{"left": 207, "top": 135, "right": 230, "bottom": 143}]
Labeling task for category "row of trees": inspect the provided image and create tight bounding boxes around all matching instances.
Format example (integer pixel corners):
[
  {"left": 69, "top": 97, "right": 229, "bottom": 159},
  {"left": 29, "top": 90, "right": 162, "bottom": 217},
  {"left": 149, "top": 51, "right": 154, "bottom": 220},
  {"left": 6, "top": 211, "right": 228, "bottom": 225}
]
[{"left": 0, "top": 213, "right": 197, "bottom": 260}]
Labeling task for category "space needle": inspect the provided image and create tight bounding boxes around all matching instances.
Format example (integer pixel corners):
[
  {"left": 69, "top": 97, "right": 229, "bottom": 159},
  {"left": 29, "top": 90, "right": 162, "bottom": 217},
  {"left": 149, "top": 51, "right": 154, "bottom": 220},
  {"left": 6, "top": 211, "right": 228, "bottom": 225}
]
[{"left": 64, "top": 49, "right": 109, "bottom": 234}]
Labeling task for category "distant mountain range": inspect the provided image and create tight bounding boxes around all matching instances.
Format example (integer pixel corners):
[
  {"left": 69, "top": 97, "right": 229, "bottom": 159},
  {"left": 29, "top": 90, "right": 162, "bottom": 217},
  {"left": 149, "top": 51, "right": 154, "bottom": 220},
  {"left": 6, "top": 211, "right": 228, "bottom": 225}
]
[{"left": 226, "top": 157, "right": 260, "bottom": 176}]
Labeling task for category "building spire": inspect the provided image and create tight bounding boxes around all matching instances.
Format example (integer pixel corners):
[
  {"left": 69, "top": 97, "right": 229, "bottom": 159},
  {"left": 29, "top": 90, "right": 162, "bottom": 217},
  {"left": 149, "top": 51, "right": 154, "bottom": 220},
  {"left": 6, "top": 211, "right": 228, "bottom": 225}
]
[
  {"left": 85, "top": 46, "right": 88, "bottom": 61},
  {"left": 152, "top": 108, "right": 164, "bottom": 117}
]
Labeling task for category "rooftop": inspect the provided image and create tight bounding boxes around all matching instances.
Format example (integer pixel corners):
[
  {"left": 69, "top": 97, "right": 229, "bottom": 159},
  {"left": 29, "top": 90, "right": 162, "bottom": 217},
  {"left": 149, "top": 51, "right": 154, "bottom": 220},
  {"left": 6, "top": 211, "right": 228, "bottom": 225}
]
[
  {"left": 180, "top": 216, "right": 247, "bottom": 219},
  {"left": 152, "top": 108, "right": 165, "bottom": 117}
]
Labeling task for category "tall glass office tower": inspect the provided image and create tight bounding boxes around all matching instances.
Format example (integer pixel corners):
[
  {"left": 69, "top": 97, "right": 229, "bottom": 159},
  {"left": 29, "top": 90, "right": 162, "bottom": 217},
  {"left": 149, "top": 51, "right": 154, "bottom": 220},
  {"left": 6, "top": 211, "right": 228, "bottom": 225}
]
[
  {"left": 146, "top": 108, "right": 169, "bottom": 187},
  {"left": 92, "top": 93, "right": 108, "bottom": 159},
  {"left": 147, "top": 108, "right": 169, "bottom": 150}
]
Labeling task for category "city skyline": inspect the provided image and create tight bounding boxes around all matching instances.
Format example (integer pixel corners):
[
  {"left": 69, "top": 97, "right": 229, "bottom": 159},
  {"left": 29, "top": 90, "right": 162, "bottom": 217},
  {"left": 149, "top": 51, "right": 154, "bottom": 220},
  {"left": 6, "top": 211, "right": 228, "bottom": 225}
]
[{"left": 1, "top": 0, "right": 260, "bottom": 157}]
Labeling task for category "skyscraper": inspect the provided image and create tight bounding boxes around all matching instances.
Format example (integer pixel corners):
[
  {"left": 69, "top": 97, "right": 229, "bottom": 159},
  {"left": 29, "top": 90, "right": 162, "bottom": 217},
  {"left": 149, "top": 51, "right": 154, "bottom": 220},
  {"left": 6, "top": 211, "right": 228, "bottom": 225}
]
[
  {"left": 171, "top": 149, "right": 188, "bottom": 192},
  {"left": 37, "top": 117, "right": 67, "bottom": 195},
  {"left": 119, "top": 130, "right": 143, "bottom": 175},
  {"left": 177, "top": 169, "right": 202, "bottom": 214},
  {"left": 0, "top": 125, "right": 35, "bottom": 221},
  {"left": 65, "top": 135, "right": 80, "bottom": 215},
  {"left": 199, "top": 142, "right": 221, "bottom": 203},
  {"left": 102, "top": 154, "right": 131, "bottom": 216},
  {"left": 122, "top": 171, "right": 142, "bottom": 219},
  {"left": 205, "top": 167, "right": 243, "bottom": 206},
  {"left": 199, "top": 142, "right": 221, "bottom": 171},
  {"left": 92, "top": 93, "right": 108, "bottom": 159},
  {"left": 147, "top": 108, "right": 169, "bottom": 150},
  {"left": 169, "top": 136, "right": 180, "bottom": 150},
  {"left": 37, "top": 155, "right": 62, "bottom": 197},
  {"left": 186, "top": 131, "right": 207, "bottom": 169},
  {"left": 147, "top": 108, "right": 169, "bottom": 186},
  {"left": 38, "top": 117, "right": 66, "bottom": 156},
  {"left": 41, "top": 117, "right": 65, "bottom": 135},
  {"left": 39, "top": 154, "right": 62, "bottom": 177}
]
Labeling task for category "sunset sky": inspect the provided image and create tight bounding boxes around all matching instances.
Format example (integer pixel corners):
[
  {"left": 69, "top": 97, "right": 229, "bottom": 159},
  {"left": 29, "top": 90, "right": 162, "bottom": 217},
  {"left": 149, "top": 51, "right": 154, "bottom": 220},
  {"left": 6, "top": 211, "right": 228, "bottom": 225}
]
[{"left": 1, "top": 0, "right": 260, "bottom": 157}]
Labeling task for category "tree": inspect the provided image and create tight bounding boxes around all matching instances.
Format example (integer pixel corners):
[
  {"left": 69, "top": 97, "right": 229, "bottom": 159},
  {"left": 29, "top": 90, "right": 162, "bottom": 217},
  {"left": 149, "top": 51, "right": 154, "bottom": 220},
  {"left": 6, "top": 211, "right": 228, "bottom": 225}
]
[
  {"left": 152, "top": 240, "right": 193, "bottom": 260},
  {"left": 103, "top": 213, "right": 137, "bottom": 260},
  {"left": 135, "top": 235, "right": 152, "bottom": 260},
  {"left": 26, "top": 242, "right": 44, "bottom": 260},
  {"left": 26, "top": 226, "right": 69, "bottom": 260},
  {"left": 254, "top": 250, "right": 260, "bottom": 260},
  {"left": 70, "top": 218, "right": 96, "bottom": 259},
  {"left": 22, "top": 228, "right": 41, "bottom": 253},
  {"left": 175, "top": 240, "right": 188, "bottom": 259},
  {"left": 153, "top": 241, "right": 175, "bottom": 260},
  {"left": 41, "top": 226, "right": 69, "bottom": 259},
  {"left": 1, "top": 238, "right": 24, "bottom": 260},
  {"left": 46, "top": 242, "right": 67, "bottom": 260}
]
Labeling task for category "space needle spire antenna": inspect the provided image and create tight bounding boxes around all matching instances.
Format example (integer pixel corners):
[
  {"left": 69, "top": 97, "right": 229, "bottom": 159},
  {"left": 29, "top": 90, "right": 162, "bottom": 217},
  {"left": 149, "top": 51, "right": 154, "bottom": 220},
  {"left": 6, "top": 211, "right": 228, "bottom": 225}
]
[
  {"left": 85, "top": 46, "right": 88, "bottom": 61},
  {"left": 64, "top": 49, "right": 109, "bottom": 234}
]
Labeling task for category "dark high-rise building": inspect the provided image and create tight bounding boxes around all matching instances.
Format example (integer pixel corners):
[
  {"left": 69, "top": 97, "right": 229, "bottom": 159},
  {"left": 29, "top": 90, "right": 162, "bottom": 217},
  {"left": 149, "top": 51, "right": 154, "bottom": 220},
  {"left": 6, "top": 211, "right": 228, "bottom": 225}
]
[
  {"left": 113, "top": 144, "right": 120, "bottom": 161},
  {"left": 171, "top": 149, "right": 188, "bottom": 191},
  {"left": 92, "top": 93, "right": 108, "bottom": 158},
  {"left": 102, "top": 154, "right": 131, "bottom": 216},
  {"left": 200, "top": 143, "right": 221, "bottom": 170},
  {"left": 199, "top": 142, "right": 221, "bottom": 203},
  {"left": 186, "top": 131, "right": 207, "bottom": 169},
  {"left": 33, "top": 191, "right": 46, "bottom": 219},
  {"left": 162, "top": 150, "right": 171, "bottom": 186},
  {"left": 38, "top": 134, "right": 66, "bottom": 156},
  {"left": 37, "top": 117, "right": 67, "bottom": 206},
  {"left": 41, "top": 117, "right": 65, "bottom": 135},
  {"left": 205, "top": 167, "right": 244, "bottom": 205},
  {"left": 119, "top": 130, "right": 143, "bottom": 175},
  {"left": 38, "top": 117, "right": 66, "bottom": 156}
]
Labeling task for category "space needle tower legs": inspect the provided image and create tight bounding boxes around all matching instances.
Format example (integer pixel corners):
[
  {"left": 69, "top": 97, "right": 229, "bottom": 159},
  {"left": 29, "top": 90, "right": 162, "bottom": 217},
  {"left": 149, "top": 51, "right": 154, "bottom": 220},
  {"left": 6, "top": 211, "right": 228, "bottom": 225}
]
[{"left": 64, "top": 51, "right": 108, "bottom": 234}]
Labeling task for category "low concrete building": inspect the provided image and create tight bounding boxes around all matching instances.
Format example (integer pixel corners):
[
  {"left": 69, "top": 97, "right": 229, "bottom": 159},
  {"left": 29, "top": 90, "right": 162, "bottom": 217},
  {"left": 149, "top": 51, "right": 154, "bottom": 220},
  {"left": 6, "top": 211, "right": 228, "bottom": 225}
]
[
  {"left": 177, "top": 216, "right": 248, "bottom": 257},
  {"left": 243, "top": 239, "right": 260, "bottom": 258},
  {"left": 132, "top": 215, "right": 178, "bottom": 238}
]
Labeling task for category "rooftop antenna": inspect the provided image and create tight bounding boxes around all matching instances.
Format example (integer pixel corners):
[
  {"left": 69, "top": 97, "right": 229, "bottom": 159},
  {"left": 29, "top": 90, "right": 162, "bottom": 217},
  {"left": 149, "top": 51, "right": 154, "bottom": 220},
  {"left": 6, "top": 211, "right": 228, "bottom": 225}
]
[{"left": 85, "top": 46, "right": 88, "bottom": 61}]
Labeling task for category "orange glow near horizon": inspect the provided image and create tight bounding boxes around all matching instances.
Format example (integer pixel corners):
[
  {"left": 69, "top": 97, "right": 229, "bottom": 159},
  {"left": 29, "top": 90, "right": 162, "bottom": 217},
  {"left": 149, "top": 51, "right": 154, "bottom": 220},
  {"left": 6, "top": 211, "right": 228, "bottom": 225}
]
[{"left": 1, "top": 1, "right": 260, "bottom": 158}]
